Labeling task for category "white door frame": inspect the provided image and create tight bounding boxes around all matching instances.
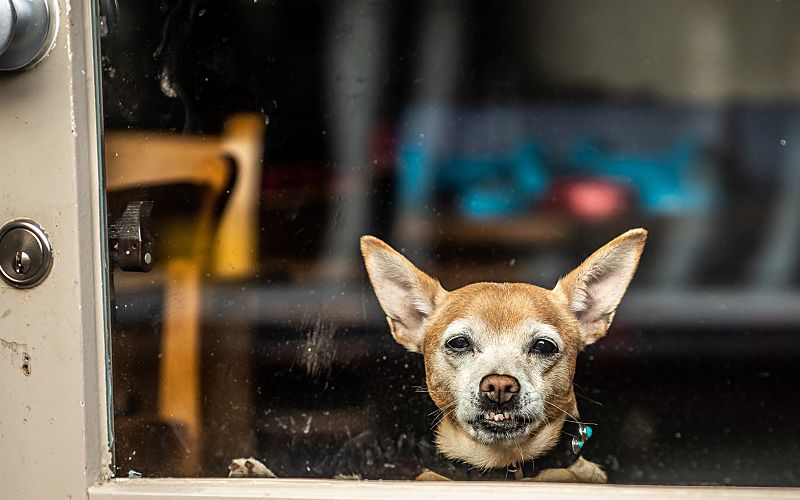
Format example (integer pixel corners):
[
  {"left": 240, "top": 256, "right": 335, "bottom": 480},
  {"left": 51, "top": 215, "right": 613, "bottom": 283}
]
[
  {"left": 1, "top": 1, "right": 798, "bottom": 499},
  {"left": 0, "top": 0, "right": 110, "bottom": 498}
]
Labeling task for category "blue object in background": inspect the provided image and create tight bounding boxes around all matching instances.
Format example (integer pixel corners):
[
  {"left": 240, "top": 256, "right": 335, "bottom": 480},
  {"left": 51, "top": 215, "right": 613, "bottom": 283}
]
[
  {"left": 571, "top": 138, "right": 715, "bottom": 215},
  {"left": 396, "top": 104, "right": 720, "bottom": 221},
  {"left": 399, "top": 141, "right": 550, "bottom": 220}
]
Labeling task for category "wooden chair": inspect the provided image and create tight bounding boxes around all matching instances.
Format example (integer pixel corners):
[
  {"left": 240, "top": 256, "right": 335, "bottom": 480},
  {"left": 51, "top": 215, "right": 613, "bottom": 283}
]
[{"left": 105, "top": 114, "right": 264, "bottom": 475}]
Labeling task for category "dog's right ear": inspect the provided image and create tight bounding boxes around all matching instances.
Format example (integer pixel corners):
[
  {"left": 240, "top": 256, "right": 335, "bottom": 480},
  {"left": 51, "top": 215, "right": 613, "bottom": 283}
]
[
  {"left": 360, "top": 236, "right": 446, "bottom": 353},
  {"left": 554, "top": 228, "right": 647, "bottom": 346}
]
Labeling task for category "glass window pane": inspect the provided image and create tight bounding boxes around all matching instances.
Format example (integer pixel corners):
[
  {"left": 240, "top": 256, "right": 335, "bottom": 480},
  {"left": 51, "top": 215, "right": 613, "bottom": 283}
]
[{"left": 101, "top": 0, "right": 800, "bottom": 485}]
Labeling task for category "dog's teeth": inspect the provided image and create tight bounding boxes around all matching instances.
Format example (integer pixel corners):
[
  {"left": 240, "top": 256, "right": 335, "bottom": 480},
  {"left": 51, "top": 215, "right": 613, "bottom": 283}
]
[
  {"left": 503, "top": 412, "right": 510, "bottom": 419},
  {"left": 488, "top": 412, "right": 496, "bottom": 420}
]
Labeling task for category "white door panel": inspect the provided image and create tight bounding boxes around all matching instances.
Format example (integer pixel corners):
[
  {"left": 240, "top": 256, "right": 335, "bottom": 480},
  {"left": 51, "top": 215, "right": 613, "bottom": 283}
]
[{"left": 0, "top": 0, "right": 109, "bottom": 498}]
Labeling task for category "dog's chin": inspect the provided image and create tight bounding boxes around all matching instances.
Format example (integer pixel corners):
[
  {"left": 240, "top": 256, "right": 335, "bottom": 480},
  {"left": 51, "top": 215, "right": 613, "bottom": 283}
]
[{"left": 463, "top": 412, "right": 535, "bottom": 444}]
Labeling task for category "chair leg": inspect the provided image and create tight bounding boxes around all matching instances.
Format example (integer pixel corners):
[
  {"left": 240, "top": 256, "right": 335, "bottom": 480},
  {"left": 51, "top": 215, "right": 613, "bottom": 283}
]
[{"left": 158, "top": 259, "right": 202, "bottom": 476}]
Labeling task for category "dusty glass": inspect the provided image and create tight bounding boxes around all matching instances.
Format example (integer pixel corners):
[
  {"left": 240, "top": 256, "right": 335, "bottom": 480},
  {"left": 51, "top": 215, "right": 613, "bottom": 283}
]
[{"left": 100, "top": 0, "right": 800, "bottom": 485}]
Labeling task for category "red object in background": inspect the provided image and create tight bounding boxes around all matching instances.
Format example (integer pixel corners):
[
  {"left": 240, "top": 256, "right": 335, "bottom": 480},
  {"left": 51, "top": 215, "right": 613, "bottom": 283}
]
[{"left": 546, "top": 177, "right": 634, "bottom": 220}]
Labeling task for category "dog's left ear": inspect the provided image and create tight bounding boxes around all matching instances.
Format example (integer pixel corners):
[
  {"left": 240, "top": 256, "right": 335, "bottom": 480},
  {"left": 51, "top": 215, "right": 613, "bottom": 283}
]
[
  {"left": 554, "top": 228, "right": 647, "bottom": 346},
  {"left": 360, "top": 236, "right": 446, "bottom": 353}
]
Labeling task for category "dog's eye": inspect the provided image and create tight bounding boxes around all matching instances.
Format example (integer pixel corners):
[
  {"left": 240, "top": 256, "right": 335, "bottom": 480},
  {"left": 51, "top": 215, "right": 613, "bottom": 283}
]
[
  {"left": 446, "top": 336, "right": 472, "bottom": 351},
  {"left": 530, "top": 339, "right": 558, "bottom": 354}
]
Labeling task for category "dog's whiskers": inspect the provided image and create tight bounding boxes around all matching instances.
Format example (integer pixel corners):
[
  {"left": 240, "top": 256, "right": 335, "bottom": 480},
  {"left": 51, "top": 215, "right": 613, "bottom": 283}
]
[
  {"left": 413, "top": 387, "right": 472, "bottom": 396},
  {"left": 573, "top": 383, "right": 604, "bottom": 407},
  {"left": 429, "top": 401, "right": 457, "bottom": 430},
  {"left": 543, "top": 400, "right": 579, "bottom": 422},
  {"left": 430, "top": 409, "right": 452, "bottom": 430},
  {"left": 428, "top": 399, "right": 456, "bottom": 416},
  {"left": 544, "top": 400, "right": 598, "bottom": 428}
]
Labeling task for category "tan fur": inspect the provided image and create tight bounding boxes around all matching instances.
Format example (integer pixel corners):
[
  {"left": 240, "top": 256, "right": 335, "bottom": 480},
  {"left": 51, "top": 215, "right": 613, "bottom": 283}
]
[
  {"left": 361, "top": 230, "right": 646, "bottom": 483},
  {"left": 415, "top": 283, "right": 581, "bottom": 424}
]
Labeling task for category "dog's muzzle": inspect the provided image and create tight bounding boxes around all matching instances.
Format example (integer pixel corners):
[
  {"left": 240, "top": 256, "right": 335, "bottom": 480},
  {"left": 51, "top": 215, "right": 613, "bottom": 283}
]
[{"left": 466, "top": 407, "right": 537, "bottom": 442}]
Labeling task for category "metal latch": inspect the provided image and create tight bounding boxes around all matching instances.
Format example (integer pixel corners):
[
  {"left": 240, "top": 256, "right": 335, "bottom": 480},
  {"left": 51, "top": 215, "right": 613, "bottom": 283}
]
[{"left": 109, "top": 201, "right": 154, "bottom": 272}]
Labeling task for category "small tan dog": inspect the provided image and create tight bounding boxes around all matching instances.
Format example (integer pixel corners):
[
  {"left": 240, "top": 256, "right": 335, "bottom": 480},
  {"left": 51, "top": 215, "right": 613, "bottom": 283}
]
[
  {"left": 359, "top": 229, "right": 646, "bottom": 481},
  {"left": 230, "top": 229, "right": 646, "bottom": 482}
]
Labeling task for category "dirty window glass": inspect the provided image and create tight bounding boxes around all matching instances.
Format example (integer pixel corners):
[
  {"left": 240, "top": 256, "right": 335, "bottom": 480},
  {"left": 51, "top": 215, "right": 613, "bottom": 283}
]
[{"left": 101, "top": 0, "right": 800, "bottom": 485}]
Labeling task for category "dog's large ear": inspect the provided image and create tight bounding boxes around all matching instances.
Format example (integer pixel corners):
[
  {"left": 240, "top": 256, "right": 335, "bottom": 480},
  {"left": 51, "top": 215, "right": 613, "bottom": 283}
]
[
  {"left": 361, "top": 236, "right": 446, "bottom": 353},
  {"left": 554, "top": 228, "right": 647, "bottom": 346}
]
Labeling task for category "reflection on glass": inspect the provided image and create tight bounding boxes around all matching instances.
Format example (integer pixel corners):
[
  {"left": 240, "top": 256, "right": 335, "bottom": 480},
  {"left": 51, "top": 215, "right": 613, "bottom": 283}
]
[{"left": 101, "top": 0, "right": 800, "bottom": 485}]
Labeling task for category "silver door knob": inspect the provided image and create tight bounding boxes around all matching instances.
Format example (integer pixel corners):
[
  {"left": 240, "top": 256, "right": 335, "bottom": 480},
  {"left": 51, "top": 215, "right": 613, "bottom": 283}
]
[{"left": 0, "top": 0, "right": 57, "bottom": 71}]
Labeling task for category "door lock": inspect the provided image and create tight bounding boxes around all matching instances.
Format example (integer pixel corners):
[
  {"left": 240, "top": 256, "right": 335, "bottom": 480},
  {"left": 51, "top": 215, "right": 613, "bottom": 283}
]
[
  {"left": 0, "top": 0, "right": 58, "bottom": 71},
  {"left": 0, "top": 219, "right": 53, "bottom": 288}
]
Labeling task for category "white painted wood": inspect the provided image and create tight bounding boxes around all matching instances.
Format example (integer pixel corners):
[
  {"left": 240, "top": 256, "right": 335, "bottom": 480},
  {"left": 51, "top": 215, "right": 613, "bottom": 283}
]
[
  {"left": 89, "top": 479, "right": 800, "bottom": 500},
  {"left": 0, "top": 0, "right": 111, "bottom": 498}
]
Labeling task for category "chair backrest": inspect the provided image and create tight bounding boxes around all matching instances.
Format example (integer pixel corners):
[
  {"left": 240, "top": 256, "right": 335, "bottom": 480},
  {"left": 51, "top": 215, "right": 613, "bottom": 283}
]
[{"left": 105, "top": 113, "right": 265, "bottom": 279}]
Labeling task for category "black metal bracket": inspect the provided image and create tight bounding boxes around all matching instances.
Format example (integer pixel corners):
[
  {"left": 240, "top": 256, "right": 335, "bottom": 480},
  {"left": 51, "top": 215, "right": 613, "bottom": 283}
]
[{"left": 109, "top": 201, "right": 154, "bottom": 272}]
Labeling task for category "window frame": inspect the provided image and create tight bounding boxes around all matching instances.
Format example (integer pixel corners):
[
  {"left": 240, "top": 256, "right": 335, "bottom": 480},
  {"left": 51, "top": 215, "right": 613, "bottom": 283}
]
[
  {"left": 87, "top": 478, "right": 800, "bottom": 500},
  {"left": 1, "top": 0, "right": 795, "bottom": 498}
]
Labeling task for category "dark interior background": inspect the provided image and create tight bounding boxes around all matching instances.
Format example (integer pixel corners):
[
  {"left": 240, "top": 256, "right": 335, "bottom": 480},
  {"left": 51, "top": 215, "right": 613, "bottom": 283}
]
[{"left": 103, "top": 0, "right": 800, "bottom": 485}]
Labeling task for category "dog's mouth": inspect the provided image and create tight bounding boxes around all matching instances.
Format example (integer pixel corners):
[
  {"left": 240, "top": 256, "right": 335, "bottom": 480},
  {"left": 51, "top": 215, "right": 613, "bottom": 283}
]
[{"left": 468, "top": 411, "right": 534, "bottom": 437}]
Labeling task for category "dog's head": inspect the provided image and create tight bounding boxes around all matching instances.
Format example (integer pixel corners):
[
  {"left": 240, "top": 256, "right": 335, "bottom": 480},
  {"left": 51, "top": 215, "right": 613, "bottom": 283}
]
[{"left": 361, "top": 229, "right": 646, "bottom": 457}]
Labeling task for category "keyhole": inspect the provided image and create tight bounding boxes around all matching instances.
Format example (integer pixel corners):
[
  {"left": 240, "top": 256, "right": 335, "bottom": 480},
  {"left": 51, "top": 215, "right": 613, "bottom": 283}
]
[{"left": 14, "top": 251, "right": 31, "bottom": 275}]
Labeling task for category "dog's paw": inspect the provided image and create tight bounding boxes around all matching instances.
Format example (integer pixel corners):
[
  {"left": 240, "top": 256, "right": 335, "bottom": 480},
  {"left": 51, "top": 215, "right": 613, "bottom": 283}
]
[
  {"left": 227, "top": 457, "right": 277, "bottom": 478},
  {"left": 568, "top": 457, "right": 607, "bottom": 483},
  {"left": 529, "top": 458, "right": 607, "bottom": 483}
]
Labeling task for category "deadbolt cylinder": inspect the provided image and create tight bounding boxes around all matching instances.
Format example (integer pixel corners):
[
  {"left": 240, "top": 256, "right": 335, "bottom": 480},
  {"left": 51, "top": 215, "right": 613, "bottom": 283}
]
[{"left": 0, "top": 219, "right": 53, "bottom": 288}]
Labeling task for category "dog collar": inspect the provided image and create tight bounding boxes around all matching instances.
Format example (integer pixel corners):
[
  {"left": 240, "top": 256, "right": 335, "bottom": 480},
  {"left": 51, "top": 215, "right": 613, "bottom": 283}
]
[{"left": 427, "top": 421, "right": 593, "bottom": 481}]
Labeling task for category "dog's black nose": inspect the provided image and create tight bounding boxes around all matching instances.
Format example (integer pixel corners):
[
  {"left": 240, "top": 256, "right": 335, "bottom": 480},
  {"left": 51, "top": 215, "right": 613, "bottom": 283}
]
[{"left": 480, "top": 374, "right": 520, "bottom": 404}]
